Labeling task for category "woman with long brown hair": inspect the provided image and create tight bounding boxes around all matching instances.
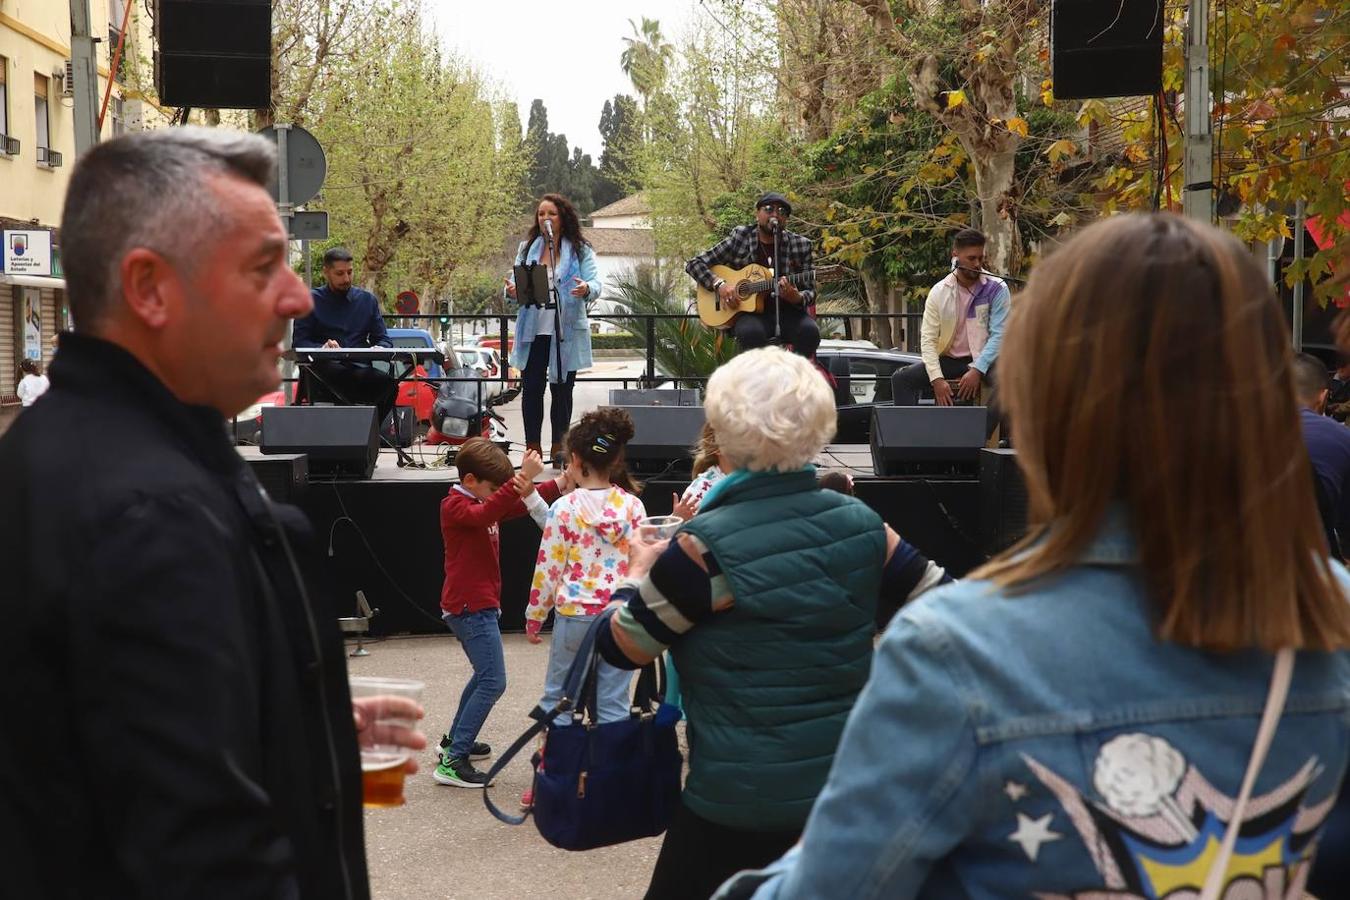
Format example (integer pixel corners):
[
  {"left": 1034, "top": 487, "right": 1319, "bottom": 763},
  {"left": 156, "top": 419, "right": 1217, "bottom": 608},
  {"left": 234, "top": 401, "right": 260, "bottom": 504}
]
[
  {"left": 718, "top": 213, "right": 1350, "bottom": 899},
  {"left": 505, "top": 193, "right": 599, "bottom": 466}
]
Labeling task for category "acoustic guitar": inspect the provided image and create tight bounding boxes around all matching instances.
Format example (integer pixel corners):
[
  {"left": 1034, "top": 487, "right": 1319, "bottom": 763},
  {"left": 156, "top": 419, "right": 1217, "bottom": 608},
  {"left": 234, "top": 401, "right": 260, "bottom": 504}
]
[{"left": 695, "top": 263, "right": 841, "bottom": 329}]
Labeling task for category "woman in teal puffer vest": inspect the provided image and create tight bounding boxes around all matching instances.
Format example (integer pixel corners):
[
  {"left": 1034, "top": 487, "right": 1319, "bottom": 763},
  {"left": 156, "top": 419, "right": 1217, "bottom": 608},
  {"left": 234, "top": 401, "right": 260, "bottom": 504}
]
[{"left": 597, "top": 348, "right": 949, "bottom": 900}]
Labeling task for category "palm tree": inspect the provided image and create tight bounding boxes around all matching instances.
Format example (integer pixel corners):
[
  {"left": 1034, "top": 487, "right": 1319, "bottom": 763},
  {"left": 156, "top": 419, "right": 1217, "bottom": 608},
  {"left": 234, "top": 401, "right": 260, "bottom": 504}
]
[
  {"left": 620, "top": 17, "right": 674, "bottom": 126},
  {"left": 608, "top": 265, "right": 736, "bottom": 385}
]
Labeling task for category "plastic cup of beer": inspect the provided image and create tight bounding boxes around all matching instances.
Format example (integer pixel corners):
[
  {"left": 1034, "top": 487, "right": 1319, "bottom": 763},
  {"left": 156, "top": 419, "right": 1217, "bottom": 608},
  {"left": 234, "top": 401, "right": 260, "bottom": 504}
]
[
  {"left": 349, "top": 675, "right": 424, "bottom": 808},
  {"left": 638, "top": 515, "right": 683, "bottom": 542}
]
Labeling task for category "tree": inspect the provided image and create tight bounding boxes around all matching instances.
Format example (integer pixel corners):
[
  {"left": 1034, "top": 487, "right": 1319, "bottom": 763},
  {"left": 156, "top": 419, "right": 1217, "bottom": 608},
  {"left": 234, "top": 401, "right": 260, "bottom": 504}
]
[
  {"left": 847, "top": 0, "right": 1046, "bottom": 275},
  {"left": 1085, "top": 0, "right": 1349, "bottom": 303},
  {"left": 306, "top": 8, "right": 525, "bottom": 303},
  {"left": 621, "top": 17, "right": 676, "bottom": 119},
  {"left": 597, "top": 94, "right": 644, "bottom": 206},
  {"left": 521, "top": 99, "right": 604, "bottom": 214},
  {"left": 643, "top": 4, "right": 780, "bottom": 260}
]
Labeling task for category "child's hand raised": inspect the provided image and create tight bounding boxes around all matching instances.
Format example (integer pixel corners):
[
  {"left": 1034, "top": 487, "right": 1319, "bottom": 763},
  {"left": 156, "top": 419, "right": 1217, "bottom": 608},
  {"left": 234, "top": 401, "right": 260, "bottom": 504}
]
[
  {"left": 672, "top": 493, "right": 699, "bottom": 521},
  {"left": 521, "top": 449, "right": 544, "bottom": 480},
  {"left": 512, "top": 473, "right": 536, "bottom": 497}
]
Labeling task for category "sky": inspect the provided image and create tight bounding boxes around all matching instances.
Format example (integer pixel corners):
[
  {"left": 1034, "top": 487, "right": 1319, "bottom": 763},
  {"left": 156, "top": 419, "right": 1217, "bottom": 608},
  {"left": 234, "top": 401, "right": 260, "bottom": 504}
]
[{"left": 426, "top": 0, "right": 698, "bottom": 160}]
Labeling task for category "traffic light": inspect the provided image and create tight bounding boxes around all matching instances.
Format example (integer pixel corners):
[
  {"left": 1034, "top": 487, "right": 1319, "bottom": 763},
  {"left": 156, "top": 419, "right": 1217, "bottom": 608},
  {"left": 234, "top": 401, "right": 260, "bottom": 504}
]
[{"left": 438, "top": 299, "right": 450, "bottom": 326}]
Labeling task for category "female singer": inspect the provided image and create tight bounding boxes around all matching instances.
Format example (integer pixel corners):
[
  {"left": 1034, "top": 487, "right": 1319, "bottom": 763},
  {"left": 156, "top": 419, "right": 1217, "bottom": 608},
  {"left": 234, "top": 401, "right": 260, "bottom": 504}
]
[{"left": 504, "top": 194, "right": 600, "bottom": 466}]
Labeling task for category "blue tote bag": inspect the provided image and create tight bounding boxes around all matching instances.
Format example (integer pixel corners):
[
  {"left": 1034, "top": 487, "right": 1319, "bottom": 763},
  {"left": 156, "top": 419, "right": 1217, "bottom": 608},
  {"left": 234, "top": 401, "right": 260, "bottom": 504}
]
[{"left": 483, "top": 608, "right": 684, "bottom": 850}]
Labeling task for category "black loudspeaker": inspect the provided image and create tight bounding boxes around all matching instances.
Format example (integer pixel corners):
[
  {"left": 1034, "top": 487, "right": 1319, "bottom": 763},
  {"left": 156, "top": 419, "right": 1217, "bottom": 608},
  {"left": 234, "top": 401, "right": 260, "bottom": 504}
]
[
  {"left": 261, "top": 406, "right": 378, "bottom": 479},
  {"left": 154, "top": 0, "right": 272, "bottom": 108},
  {"left": 246, "top": 452, "right": 308, "bottom": 504},
  {"left": 979, "top": 448, "right": 1028, "bottom": 555},
  {"left": 609, "top": 405, "right": 706, "bottom": 473},
  {"left": 869, "top": 406, "right": 987, "bottom": 476},
  {"left": 607, "top": 388, "right": 702, "bottom": 407},
  {"left": 1051, "top": 0, "right": 1163, "bottom": 100}
]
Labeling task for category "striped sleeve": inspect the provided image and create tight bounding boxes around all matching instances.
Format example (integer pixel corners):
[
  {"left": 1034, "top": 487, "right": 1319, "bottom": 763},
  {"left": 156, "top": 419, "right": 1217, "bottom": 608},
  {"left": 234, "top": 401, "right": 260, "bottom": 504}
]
[{"left": 596, "top": 532, "right": 729, "bottom": 669}]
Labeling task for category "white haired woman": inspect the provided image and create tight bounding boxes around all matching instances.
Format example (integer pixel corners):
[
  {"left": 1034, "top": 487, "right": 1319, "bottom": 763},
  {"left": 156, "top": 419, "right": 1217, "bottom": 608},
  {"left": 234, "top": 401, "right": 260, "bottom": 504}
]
[{"left": 596, "top": 348, "right": 949, "bottom": 900}]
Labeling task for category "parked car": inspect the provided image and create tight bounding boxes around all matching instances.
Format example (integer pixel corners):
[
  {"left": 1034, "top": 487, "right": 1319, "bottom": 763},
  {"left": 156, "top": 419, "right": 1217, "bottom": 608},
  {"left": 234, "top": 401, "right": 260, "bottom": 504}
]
[
  {"left": 455, "top": 344, "right": 519, "bottom": 404},
  {"left": 815, "top": 341, "right": 923, "bottom": 444}
]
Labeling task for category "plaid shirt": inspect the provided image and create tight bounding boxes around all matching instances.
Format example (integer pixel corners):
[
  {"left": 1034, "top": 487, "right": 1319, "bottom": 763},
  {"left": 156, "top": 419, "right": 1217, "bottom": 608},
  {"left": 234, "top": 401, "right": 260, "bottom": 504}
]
[{"left": 686, "top": 225, "right": 816, "bottom": 308}]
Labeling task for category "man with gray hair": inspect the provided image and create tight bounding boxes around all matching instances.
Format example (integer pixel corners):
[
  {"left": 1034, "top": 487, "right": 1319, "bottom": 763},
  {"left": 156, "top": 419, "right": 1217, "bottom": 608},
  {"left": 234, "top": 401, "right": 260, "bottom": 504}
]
[{"left": 0, "top": 127, "right": 422, "bottom": 898}]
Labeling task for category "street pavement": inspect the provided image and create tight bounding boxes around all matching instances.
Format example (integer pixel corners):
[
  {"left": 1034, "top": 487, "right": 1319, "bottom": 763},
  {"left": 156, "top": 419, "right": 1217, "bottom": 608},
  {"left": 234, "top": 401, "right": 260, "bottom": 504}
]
[{"left": 352, "top": 631, "right": 666, "bottom": 899}]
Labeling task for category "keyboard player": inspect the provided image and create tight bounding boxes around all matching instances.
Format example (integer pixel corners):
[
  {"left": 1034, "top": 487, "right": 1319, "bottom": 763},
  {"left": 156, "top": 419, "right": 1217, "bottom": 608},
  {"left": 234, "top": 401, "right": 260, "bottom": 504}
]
[{"left": 292, "top": 247, "right": 397, "bottom": 425}]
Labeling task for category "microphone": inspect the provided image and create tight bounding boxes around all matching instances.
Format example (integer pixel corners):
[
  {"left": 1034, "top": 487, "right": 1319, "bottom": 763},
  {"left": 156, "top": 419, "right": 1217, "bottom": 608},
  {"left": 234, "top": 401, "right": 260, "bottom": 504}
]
[{"left": 543, "top": 219, "right": 554, "bottom": 242}]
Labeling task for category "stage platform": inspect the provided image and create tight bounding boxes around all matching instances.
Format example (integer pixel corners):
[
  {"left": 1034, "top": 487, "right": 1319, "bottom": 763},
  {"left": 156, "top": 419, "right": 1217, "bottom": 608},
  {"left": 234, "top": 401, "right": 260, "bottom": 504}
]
[{"left": 237, "top": 445, "right": 989, "bottom": 635}]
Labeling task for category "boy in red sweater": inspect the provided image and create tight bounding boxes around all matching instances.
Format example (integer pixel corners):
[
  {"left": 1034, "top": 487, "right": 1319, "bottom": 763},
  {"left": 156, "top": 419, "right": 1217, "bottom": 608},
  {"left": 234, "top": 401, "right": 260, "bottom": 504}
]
[{"left": 434, "top": 439, "right": 566, "bottom": 787}]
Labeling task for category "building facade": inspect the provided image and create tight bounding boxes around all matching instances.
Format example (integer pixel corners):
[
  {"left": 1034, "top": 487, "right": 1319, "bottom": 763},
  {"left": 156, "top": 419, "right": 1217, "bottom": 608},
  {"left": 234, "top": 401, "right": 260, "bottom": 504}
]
[{"left": 0, "top": 0, "right": 173, "bottom": 402}]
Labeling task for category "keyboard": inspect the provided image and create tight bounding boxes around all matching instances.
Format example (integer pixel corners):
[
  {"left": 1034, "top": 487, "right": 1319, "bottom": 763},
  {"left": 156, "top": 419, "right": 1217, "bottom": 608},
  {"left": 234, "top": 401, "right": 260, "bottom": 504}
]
[{"left": 286, "top": 347, "right": 445, "bottom": 365}]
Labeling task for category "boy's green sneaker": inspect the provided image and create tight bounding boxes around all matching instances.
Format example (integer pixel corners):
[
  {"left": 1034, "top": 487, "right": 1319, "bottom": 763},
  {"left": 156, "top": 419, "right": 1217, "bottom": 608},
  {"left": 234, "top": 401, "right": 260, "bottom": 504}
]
[
  {"left": 437, "top": 741, "right": 491, "bottom": 765},
  {"left": 433, "top": 756, "right": 490, "bottom": 789}
]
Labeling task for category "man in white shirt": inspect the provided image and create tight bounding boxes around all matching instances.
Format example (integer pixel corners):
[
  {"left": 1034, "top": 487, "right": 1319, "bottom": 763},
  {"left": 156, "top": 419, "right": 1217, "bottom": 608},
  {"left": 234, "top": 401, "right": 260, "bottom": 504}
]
[{"left": 892, "top": 228, "right": 1009, "bottom": 410}]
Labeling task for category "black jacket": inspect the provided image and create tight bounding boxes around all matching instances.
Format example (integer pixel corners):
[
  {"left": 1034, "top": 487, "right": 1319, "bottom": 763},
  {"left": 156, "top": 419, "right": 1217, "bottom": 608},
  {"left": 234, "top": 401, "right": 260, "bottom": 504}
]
[{"left": 0, "top": 333, "right": 369, "bottom": 899}]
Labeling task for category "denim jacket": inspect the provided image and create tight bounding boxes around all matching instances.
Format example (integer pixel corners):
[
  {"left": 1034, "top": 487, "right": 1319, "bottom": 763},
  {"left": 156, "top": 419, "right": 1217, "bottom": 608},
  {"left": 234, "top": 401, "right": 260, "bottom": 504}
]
[{"left": 719, "top": 512, "right": 1350, "bottom": 900}]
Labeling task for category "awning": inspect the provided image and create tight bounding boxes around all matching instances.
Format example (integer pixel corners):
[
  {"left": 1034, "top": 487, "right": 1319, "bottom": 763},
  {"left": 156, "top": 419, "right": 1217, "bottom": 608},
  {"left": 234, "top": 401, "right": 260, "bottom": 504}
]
[{"left": 0, "top": 272, "right": 66, "bottom": 289}]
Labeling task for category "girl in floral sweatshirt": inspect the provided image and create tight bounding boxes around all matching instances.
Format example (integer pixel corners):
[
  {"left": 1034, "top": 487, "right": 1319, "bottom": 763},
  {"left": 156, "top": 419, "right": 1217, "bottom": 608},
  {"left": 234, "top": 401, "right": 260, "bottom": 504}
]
[{"left": 526, "top": 407, "right": 646, "bottom": 724}]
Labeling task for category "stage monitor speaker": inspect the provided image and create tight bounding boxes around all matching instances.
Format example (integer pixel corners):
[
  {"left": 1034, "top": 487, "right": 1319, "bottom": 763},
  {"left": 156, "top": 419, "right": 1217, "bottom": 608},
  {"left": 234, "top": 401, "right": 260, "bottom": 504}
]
[
  {"left": 246, "top": 452, "right": 308, "bottom": 504},
  {"left": 869, "top": 406, "right": 987, "bottom": 476},
  {"left": 1051, "top": 0, "right": 1163, "bottom": 100},
  {"left": 261, "top": 406, "right": 378, "bottom": 479},
  {"left": 979, "top": 448, "right": 1028, "bottom": 556},
  {"left": 609, "top": 405, "right": 705, "bottom": 473},
  {"left": 154, "top": 0, "right": 272, "bottom": 109},
  {"left": 607, "top": 388, "right": 701, "bottom": 407}
]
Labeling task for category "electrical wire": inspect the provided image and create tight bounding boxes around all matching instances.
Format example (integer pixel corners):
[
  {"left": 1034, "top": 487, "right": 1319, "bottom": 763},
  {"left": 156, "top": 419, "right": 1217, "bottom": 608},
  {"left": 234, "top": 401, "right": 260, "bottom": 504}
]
[{"left": 325, "top": 478, "right": 447, "bottom": 628}]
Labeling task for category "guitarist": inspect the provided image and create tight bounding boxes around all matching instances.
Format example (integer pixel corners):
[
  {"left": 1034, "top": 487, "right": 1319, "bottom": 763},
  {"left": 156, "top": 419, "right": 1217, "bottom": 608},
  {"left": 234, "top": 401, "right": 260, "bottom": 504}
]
[{"left": 686, "top": 192, "right": 819, "bottom": 359}]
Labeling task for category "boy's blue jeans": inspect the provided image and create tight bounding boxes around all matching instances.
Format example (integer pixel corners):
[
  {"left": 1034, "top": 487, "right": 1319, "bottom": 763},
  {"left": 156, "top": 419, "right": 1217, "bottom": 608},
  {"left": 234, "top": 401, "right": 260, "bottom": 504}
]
[{"left": 442, "top": 608, "right": 506, "bottom": 760}]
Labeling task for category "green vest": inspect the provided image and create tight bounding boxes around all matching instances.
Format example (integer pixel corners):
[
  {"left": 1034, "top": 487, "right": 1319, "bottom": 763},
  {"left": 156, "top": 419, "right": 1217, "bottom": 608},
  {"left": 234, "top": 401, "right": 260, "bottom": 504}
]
[{"left": 675, "top": 469, "right": 885, "bottom": 830}]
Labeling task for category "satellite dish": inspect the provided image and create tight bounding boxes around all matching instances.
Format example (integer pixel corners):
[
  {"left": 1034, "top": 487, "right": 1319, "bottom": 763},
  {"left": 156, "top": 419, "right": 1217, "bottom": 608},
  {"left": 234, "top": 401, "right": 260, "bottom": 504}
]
[{"left": 395, "top": 290, "right": 420, "bottom": 315}]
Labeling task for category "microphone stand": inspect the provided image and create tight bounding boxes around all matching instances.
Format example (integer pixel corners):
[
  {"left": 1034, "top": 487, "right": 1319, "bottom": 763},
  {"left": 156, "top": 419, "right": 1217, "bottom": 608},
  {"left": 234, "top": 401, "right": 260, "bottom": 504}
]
[
  {"left": 771, "top": 219, "right": 783, "bottom": 343},
  {"left": 542, "top": 226, "right": 565, "bottom": 419}
]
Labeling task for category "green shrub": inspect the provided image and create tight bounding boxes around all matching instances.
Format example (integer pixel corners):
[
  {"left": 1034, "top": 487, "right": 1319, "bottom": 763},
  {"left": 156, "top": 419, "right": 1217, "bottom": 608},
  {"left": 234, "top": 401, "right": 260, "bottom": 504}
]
[{"left": 589, "top": 331, "right": 646, "bottom": 349}]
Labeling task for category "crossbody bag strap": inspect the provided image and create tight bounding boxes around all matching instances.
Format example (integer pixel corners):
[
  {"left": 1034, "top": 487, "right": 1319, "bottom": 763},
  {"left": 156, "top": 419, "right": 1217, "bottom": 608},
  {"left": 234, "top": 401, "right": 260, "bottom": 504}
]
[
  {"left": 1199, "top": 647, "right": 1295, "bottom": 900},
  {"left": 481, "top": 609, "right": 616, "bottom": 825}
]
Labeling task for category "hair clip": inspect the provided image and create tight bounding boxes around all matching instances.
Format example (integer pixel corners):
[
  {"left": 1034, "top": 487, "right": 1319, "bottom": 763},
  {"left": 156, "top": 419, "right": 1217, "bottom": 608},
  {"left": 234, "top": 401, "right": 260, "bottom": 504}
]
[{"left": 592, "top": 433, "right": 616, "bottom": 454}]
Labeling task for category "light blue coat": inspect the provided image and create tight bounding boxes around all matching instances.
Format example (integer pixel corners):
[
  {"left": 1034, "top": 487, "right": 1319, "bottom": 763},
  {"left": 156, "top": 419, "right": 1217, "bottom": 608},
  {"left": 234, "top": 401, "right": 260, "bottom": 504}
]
[{"left": 507, "top": 237, "right": 598, "bottom": 383}]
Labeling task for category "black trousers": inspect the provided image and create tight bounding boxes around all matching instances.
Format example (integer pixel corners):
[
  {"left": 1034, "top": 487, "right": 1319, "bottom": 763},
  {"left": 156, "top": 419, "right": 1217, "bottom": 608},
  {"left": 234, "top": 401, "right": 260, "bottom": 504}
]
[
  {"left": 891, "top": 355, "right": 973, "bottom": 406},
  {"left": 303, "top": 361, "right": 397, "bottom": 425},
  {"left": 733, "top": 302, "right": 820, "bottom": 359},
  {"left": 644, "top": 801, "right": 801, "bottom": 900},
  {"left": 521, "top": 334, "right": 576, "bottom": 448}
]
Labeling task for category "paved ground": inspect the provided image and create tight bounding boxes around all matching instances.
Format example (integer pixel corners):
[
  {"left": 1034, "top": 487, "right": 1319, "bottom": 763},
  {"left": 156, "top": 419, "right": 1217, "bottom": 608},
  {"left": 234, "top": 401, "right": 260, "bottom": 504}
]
[{"left": 349, "top": 630, "right": 666, "bottom": 899}]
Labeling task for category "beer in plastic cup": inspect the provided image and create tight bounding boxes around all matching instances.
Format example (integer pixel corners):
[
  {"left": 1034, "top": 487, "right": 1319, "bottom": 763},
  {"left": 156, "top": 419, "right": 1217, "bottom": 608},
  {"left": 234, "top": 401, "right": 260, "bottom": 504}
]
[{"left": 348, "top": 675, "right": 424, "bottom": 808}]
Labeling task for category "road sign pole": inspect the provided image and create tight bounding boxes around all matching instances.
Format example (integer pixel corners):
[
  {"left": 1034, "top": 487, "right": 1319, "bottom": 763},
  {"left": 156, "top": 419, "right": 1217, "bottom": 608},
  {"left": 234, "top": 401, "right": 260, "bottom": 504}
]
[{"left": 276, "top": 125, "right": 294, "bottom": 403}]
